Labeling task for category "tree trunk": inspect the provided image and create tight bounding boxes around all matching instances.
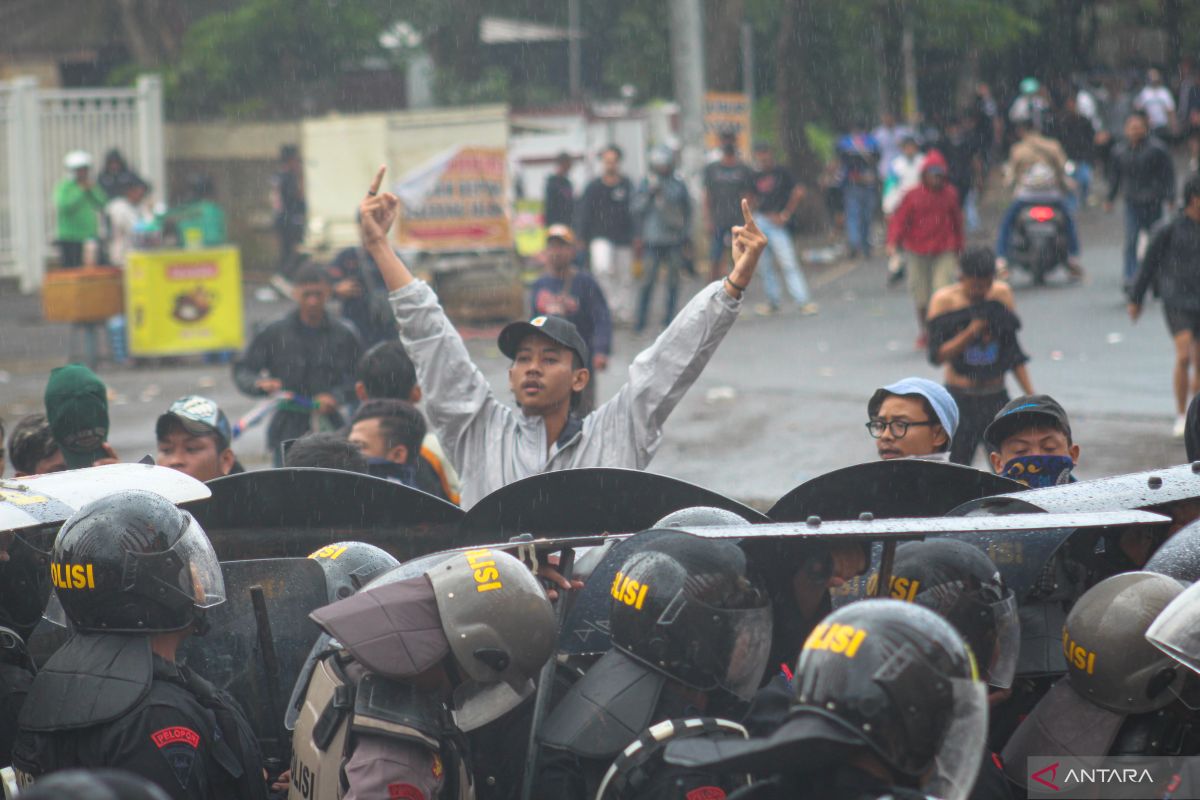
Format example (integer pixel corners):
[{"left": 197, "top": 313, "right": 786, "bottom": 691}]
[
  {"left": 705, "top": 0, "right": 745, "bottom": 92},
  {"left": 1162, "top": 0, "right": 1182, "bottom": 75},
  {"left": 774, "top": 0, "right": 821, "bottom": 184}
]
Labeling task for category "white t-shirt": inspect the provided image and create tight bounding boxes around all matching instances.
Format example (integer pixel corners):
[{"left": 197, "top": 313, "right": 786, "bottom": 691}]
[
  {"left": 1135, "top": 85, "right": 1175, "bottom": 130},
  {"left": 106, "top": 197, "right": 146, "bottom": 267}
]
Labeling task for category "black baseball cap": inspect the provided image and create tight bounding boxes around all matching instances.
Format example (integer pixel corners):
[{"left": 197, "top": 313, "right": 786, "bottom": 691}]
[
  {"left": 984, "top": 394, "right": 1072, "bottom": 451},
  {"left": 498, "top": 315, "right": 590, "bottom": 367}
]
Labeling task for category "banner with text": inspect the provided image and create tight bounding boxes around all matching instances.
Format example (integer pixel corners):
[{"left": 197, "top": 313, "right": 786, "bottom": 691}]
[
  {"left": 704, "top": 92, "right": 752, "bottom": 157},
  {"left": 394, "top": 146, "right": 512, "bottom": 251}
]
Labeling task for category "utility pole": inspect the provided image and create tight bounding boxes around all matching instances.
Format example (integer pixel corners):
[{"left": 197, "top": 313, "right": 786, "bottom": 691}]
[
  {"left": 901, "top": 12, "right": 918, "bottom": 124},
  {"left": 568, "top": 0, "right": 581, "bottom": 102},
  {"left": 669, "top": 0, "right": 706, "bottom": 200}
]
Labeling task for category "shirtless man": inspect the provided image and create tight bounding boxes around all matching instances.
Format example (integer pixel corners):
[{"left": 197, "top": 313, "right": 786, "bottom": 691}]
[{"left": 927, "top": 246, "right": 1033, "bottom": 466}]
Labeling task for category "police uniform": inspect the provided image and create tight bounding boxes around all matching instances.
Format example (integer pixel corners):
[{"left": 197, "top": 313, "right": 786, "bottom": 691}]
[
  {"left": 13, "top": 637, "right": 266, "bottom": 800},
  {"left": 288, "top": 547, "right": 556, "bottom": 800},
  {"left": 536, "top": 531, "right": 773, "bottom": 800},
  {"left": 0, "top": 644, "right": 34, "bottom": 765},
  {"left": 7, "top": 490, "right": 267, "bottom": 799}
]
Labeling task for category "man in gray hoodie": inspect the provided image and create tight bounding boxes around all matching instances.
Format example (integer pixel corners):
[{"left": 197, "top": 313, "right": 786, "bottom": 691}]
[{"left": 359, "top": 166, "right": 768, "bottom": 508}]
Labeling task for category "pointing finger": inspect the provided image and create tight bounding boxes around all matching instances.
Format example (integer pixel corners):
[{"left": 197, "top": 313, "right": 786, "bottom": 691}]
[
  {"left": 368, "top": 165, "right": 386, "bottom": 197},
  {"left": 740, "top": 198, "right": 757, "bottom": 228}
]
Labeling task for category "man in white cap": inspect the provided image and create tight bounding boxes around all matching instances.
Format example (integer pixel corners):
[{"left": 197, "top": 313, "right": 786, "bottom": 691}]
[
  {"left": 866, "top": 377, "right": 960, "bottom": 462},
  {"left": 54, "top": 150, "right": 107, "bottom": 267}
]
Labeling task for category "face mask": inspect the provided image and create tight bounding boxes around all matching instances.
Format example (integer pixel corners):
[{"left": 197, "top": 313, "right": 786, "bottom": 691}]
[{"left": 1001, "top": 454, "right": 1074, "bottom": 488}]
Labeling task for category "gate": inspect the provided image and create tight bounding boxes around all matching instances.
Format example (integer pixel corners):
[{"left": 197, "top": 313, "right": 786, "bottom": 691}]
[{"left": 0, "top": 75, "right": 163, "bottom": 292}]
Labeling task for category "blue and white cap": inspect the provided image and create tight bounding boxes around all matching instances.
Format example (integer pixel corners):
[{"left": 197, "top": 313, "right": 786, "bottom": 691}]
[{"left": 868, "top": 378, "right": 960, "bottom": 440}]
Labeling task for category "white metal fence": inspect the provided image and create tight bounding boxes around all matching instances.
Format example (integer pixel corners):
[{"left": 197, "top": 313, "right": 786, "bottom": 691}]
[{"left": 0, "top": 75, "right": 163, "bottom": 292}]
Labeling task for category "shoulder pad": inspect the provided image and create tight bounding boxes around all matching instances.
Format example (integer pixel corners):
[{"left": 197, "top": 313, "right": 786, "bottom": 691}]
[
  {"left": 19, "top": 634, "right": 152, "bottom": 731},
  {"left": 351, "top": 672, "right": 450, "bottom": 752},
  {"left": 539, "top": 649, "right": 665, "bottom": 759}
]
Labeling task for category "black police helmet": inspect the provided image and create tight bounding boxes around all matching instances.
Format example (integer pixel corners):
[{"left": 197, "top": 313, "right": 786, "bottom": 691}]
[
  {"left": 794, "top": 600, "right": 983, "bottom": 780},
  {"left": 52, "top": 490, "right": 225, "bottom": 634},
  {"left": 890, "top": 539, "right": 1020, "bottom": 688},
  {"left": 308, "top": 541, "right": 400, "bottom": 602},
  {"left": 17, "top": 769, "right": 171, "bottom": 800},
  {"left": 610, "top": 531, "right": 772, "bottom": 700}
]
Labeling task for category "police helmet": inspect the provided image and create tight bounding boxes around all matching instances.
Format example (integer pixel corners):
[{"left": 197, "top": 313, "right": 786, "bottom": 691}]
[
  {"left": 1149, "top": 575, "right": 1200, "bottom": 675},
  {"left": 891, "top": 539, "right": 1020, "bottom": 688},
  {"left": 610, "top": 531, "right": 772, "bottom": 701},
  {"left": 308, "top": 541, "right": 399, "bottom": 602},
  {"left": 17, "top": 768, "right": 171, "bottom": 800},
  {"left": 1066, "top": 571, "right": 1186, "bottom": 714},
  {"left": 652, "top": 506, "right": 749, "bottom": 529},
  {"left": 1145, "top": 517, "right": 1200, "bottom": 582},
  {"left": 51, "top": 490, "right": 225, "bottom": 633},
  {"left": 663, "top": 601, "right": 986, "bottom": 800},
  {"left": 0, "top": 527, "right": 54, "bottom": 638}
]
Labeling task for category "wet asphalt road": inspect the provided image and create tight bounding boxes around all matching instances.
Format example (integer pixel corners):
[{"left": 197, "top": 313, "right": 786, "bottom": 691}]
[{"left": 0, "top": 198, "right": 1185, "bottom": 508}]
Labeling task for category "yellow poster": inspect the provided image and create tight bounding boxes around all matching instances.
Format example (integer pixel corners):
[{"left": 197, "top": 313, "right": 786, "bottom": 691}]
[
  {"left": 125, "top": 247, "right": 245, "bottom": 356},
  {"left": 395, "top": 147, "right": 512, "bottom": 251},
  {"left": 704, "top": 92, "right": 752, "bottom": 156}
]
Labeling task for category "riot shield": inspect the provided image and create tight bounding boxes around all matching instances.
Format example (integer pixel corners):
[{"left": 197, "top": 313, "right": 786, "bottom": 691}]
[
  {"left": 1, "top": 463, "right": 210, "bottom": 534},
  {"left": 992, "top": 462, "right": 1200, "bottom": 514},
  {"left": 768, "top": 459, "right": 1025, "bottom": 522},
  {"left": 458, "top": 468, "right": 767, "bottom": 544},
  {"left": 176, "top": 558, "right": 329, "bottom": 770},
  {"left": 1146, "top": 518, "right": 1200, "bottom": 582},
  {"left": 187, "top": 468, "right": 465, "bottom": 561}
]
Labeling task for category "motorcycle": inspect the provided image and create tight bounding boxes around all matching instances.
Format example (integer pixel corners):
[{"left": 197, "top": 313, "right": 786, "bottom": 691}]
[{"left": 1008, "top": 201, "right": 1070, "bottom": 285}]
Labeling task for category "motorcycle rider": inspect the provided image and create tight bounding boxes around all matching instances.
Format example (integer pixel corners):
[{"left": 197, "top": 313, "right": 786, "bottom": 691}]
[
  {"left": 536, "top": 530, "right": 773, "bottom": 800},
  {"left": 11, "top": 490, "right": 268, "bottom": 799},
  {"left": 664, "top": 600, "right": 988, "bottom": 800},
  {"left": 994, "top": 162, "right": 1083, "bottom": 280},
  {"left": 288, "top": 547, "right": 556, "bottom": 799}
]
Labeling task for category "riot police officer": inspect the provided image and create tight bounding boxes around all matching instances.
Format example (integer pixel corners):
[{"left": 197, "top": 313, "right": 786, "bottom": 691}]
[
  {"left": 11, "top": 490, "right": 268, "bottom": 799},
  {"left": 664, "top": 600, "right": 988, "bottom": 800},
  {"left": 0, "top": 625, "right": 34, "bottom": 765},
  {"left": 289, "top": 546, "right": 557, "bottom": 800},
  {"left": 1002, "top": 572, "right": 1199, "bottom": 791},
  {"left": 536, "top": 530, "right": 773, "bottom": 800},
  {"left": 307, "top": 540, "right": 400, "bottom": 602}
]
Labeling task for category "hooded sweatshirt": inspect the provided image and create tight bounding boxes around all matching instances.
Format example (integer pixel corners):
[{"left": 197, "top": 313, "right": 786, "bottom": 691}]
[{"left": 886, "top": 150, "right": 964, "bottom": 256}]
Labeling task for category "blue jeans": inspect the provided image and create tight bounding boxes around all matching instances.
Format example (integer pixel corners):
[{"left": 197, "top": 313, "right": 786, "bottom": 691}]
[
  {"left": 1073, "top": 161, "right": 1092, "bottom": 209},
  {"left": 996, "top": 198, "right": 1079, "bottom": 258},
  {"left": 842, "top": 183, "right": 876, "bottom": 255},
  {"left": 636, "top": 244, "right": 682, "bottom": 332},
  {"left": 1124, "top": 200, "right": 1163, "bottom": 284},
  {"left": 755, "top": 214, "right": 811, "bottom": 307}
]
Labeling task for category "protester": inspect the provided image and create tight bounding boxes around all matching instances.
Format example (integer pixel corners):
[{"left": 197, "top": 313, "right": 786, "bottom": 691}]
[
  {"left": 872, "top": 111, "right": 913, "bottom": 183},
  {"left": 928, "top": 246, "right": 1033, "bottom": 466},
  {"left": 703, "top": 129, "right": 755, "bottom": 281},
  {"left": 1010, "top": 76, "right": 1051, "bottom": 132},
  {"left": 751, "top": 141, "right": 817, "bottom": 316},
  {"left": 576, "top": 144, "right": 636, "bottom": 325},
  {"left": 1106, "top": 111, "right": 1176, "bottom": 288},
  {"left": 270, "top": 143, "right": 306, "bottom": 277},
  {"left": 632, "top": 145, "right": 692, "bottom": 334},
  {"left": 543, "top": 151, "right": 576, "bottom": 228},
  {"left": 973, "top": 82, "right": 1001, "bottom": 167},
  {"left": 154, "top": 395, "right": 238, "bottom": 483},
  {"left": 54, "top": 151, "right": 106, "bottom": 268},
  {"left": 983, "top": 394, "right": 1079, "bottom": 486},
  {"left": 96, "top": 149, "right": 132, "bottom": 199},
  {"left": 1179, "top": 59, "right": 1200, "bottom": 172},
  {"left": 1128, "top": 174, "right": 1200, "bottom": 437},
  {"left": 1134, "top": 68, "right": 1177, "bottom": 140},
  {"left": 887, "top": 150, "right": 964, "bottom": 346},
  {"left": 994, "top": 162, "right": 1084, "bottom": 279},
  {"left": 354, "top": 339, "right": 461, "bottom": 503},
  {"left": 836, "top": 121, "right": 881, "bottom": 259},
  {"left": 11, "top": 492, "right": 268, "bottom": 798},
  {"left": 1053, "top": 93, "right": 1099, "bottom": 210},
  {"left": 881, "top": 134, "right": 923, "bottom": 217},
  {"left": 941, "top": 114, "right": 981, "bottom": 213},
  {"left": 44, "top": 364, "right": 119, "bottom": 469},
  {"left": 328, "top": 238, "right": 396, "bottom": 348},
  {"left": 6, "top": 414, "right": 65, "bottom": 477},
  {"left": 1004, "top": 118, "right": 1070, "bottom": 196},
  {"left": 530, "top": 224, "right": 612, "bottom": 414},
  {"left": 284, "top": 431, "right": 369, "bottom": 473},
  {"left": 866, "top": 377, "right": 959, "bottom": 461},
  {"left": 348, "top": 398, "right": 455, "bottom": 499},
  {"left": 360, "top": 165, "right": 767, "bottom": 508},
  {"left": 232, "top": 263, "right": 362, "bottom": 466}
]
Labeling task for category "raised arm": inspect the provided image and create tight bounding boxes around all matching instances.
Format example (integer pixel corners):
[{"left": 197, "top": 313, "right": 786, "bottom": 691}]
[{"left": 360, "top": 166, "right": 415, "bottom": 291}]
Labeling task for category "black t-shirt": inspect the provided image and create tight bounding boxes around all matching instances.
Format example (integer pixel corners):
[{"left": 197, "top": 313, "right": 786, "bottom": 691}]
[
  {"left": 577, "top": 176, "right": 634, "bottom": 244},
  {"left": 753, "top": 167, "right": 796, "bottom": 215},
  {"left": 544, "top": 173, "right": 576, "bottom": 228},
  {"left": 704, "top": 160, "right": 755, "bottom": 230},
  {"left": 927, "top": 300, "right": 1028, "bottom": 382}
]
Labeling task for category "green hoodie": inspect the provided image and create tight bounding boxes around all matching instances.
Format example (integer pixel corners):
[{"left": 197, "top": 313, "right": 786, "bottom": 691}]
[{"left": 53, "top": 177, "right": 107, "bottom": 242}]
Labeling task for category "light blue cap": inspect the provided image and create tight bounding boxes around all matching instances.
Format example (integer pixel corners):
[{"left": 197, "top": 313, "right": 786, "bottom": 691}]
[{"left": 869, "top": 377, "right": 960, "bottom": 439}]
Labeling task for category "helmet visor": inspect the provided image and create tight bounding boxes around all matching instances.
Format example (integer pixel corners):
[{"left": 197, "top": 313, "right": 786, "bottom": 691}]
[
  {"left": 150, "top": 514, "right": 225, "bottom": 609},
  {"left": 1147, "top": 579, "right": 1200, "bottom": 674},
  {"left": 926, "top": 677, "right": 988, "bottom": 800},
  {"left": 986, "top": 592, "right": 1020, "bottom": 690},
  {"left": 720, "top": 604, "right": 774, "bottom": 700}
]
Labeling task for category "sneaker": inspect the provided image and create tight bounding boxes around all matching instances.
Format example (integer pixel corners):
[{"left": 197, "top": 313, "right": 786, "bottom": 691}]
[
  {"left": 1174, "top": 415, "right": 1187, "bottom": 438},
  {"left": 798, "top": 302, "right": 820, "bottom": 316},
  {"left": 755, "top": 303, "right": 779, "bottom": 316}
]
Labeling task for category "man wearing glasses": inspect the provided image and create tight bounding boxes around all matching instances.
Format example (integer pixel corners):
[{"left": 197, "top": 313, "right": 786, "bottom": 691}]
[{"left": 866, "top": 377, "right": 960, "bottom": 462}]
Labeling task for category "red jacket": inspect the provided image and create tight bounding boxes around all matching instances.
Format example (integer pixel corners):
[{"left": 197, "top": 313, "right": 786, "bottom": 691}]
[{"left": 886, "top": 150, "right": 963, "bottom": 255}]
